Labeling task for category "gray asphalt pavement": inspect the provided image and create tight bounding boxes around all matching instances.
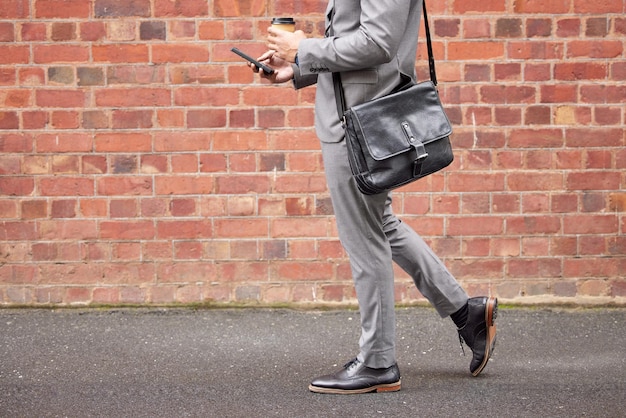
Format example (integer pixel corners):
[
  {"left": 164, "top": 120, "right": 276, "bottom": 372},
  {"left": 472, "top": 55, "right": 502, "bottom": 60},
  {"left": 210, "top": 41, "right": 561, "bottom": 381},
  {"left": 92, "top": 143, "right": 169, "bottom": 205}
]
[{"left": 1, "top": 306, "right": 624, "bottom": 417}]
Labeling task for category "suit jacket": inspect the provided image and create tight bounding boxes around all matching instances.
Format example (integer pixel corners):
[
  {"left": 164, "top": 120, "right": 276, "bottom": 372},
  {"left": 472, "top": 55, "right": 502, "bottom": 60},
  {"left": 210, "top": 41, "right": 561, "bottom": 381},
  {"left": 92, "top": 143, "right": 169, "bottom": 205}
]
[{"left": 294, "top": 0, "right": 423, "bottom": 143}]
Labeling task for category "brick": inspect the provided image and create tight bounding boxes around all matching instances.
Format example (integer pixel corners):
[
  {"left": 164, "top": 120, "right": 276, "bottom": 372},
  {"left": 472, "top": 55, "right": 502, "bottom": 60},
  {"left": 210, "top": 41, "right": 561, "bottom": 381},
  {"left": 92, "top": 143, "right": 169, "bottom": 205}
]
[
  {"left": 462, "top": 19, "right": 491, "bottom": 39},
  {"left": 496, "top": 18, "right": 523, "bottom": 38},
  {"left": 611, "top": 280, "right": 626, "bottom": 297},
  {"left": 0, "top": 89, "right": 33, "bottom": 108},
  {"left": 0, "top": 112, "right": 19, "bottom": 129},
  {"left": 555, "top": 62, "right": 607, "bottom": 81},
  {"left": 175, "top": 86, "right": 238, "bottom": 106},
  {"left": 36, "top": 0, "right": 90, "bottom": 18},
  {"left": 507, "top": 171, "right": 563, "bottom": 191},
  {"left": 229, "top": 153, "right": 255, "bottom": 173},
  {"left": 51, "top": 111, "right": 79, "bottom": 129},
  {"left": 112, "top": 110, "right": 153, "bottom": 129},
  {"left": 36, "top": 287, "right": 64, "bottom": 304},
  {"left": 565, "top": 127, "right": 623, "bottom": 147},
  {"left": 156, "top": 109, "right": 185, "bottom": 128},
  {"left": 95, "top": 88, "right": 170, "bottom": 107},
  {"left": 448, "top": 42, "right": 504, "bottom": 60},
  {"left": 229, "top": 109, "right": 255, "bottom": 128},
  {"left": 152, "top": 44, "right": 209, "bottom": 63},
  {"left": 21, "top": 22, "right": 45, "bottom": 41},
  {"left": 540, "top": 84, "right": 577, "bottom": 103},
  {"left": 199, "top": 21, "right": 225, "bottom": 40},
  {"left": 527, "top": 18, "right": 552, "bottom": 37},
  {"left": 567, "top": 40, "right": 623, "bottom": 59},
  {"left": 108, "top": 21, "right": 136, "bottom": 41},
  {"left": 171, "top": 154, "right": 198, "bottom": 173},
  {"left": 106, "top": 65, "right": 165, "bottom": 85},
  {"left": 77, "top": 67, "right": 104, "bottom": 86},
  {"left": 455, "top": 0, "right": 505, "bottom": 13},
  {"left": 214, "top": 0, "right": 267, "bottom": 17},
  {"left": 566, "top": 171, "right": 621, "bottom": 191},
  {"left": 93, "top": 45, "right": 149, "bottom": 63},
  {"left": 0, "top": 22, "right": 15, "bottom": 42},
  {"left": 35, "top": 133, "right": 91, "bottom": 152},
  {"left": 93, "top": 288, "right": 120, "bottom": 304},
  {"left": 51, "top": 22, "right": 76, "bottom": 41},
  {"left": 48, "top": 67, "right": 74, "bottom": 85},
  {"left": 19, "top": 68, "right": 45, "bottom": 86},
  {"left": 97, "top": 177, "right": 153, "bottom": 196},
  {"left": 434, "top": 19, "right": 460, "bottom": 38},
  {"left": 140, "top": 21, "right": 166, "bottom": 40},
  {"left": 188, "top": 109, "right": 227, "bottom": 128},
  {"left": 38, "top": 177, "right": 93, "bottom": 196},
  {"left": 22, "top": 112, "right": 50, "bottom": 129},
  {"left": 2, "top": 0, "right": 30, "bottom": 18},
  {"left": 0, "top": 156, "right": 20, "bottom": 175},
  {"left": 225, "top": 20, "right": 254, "bottom": 41},
  {"left": 34, "top": 45, "right": 90, "bottom": 64},
  {"left": 154, "top": 0, "right": 208, "bottom": 17},
  {"left": 480, "top": 85, "right": 536, "bottom": 104},
  {"left": 51, "top": 153, "right": 79, "bottom": 174},
  {"left": 94, "top": 0, "right": 151, "bottom": 17},
  {"left": 120, "top": 287, "right": 147, "bottom": 304},
  {"left": 82, "top": 110, "right": 108, "bottom": 129},
  {"left": 6, "top": 287, "right": 34, "bottom": 304},
  {"left": 100, "top": 220, "right": 155, "bottom": 240},
  {"left": 508, "top": 258, "right": 562, "bottom": 278},
  {"left": 36, "top": 90, "right": 86, "bottom": 108},
  {"left": 515, "top": 0, "right": 570, "bottom": 14},
  {"left": 80, "top": 22, "right": 106, "bottom": 42},
  {"left": 552, "top": 281, "right": 576, "bottom": 297},
  {"left": 494, "top": 63, "right": 521, "bottom": 81},
  {"left": 507, "top": 215, "right": 561, "bottom": 235},
  {"left": 170, "top": 21, "right": 196, "bottom": 39},
  {"left": 525, "top": 106, "right": 550, "bottom": 125},
  {"left": 0, "top": 177, "right": 34, "bottom": 196},
  {"left": 155, "top": 176, "right": 214, "bottom": 195},
  {"left": 0, "top": 46, "right": 29, "bottom": 64},
  {"left": 586, "top": 17, "right": 609, "bottom": 37},
  {"left": 94, "top": 133, "right": 151, "bottom": 152},
  {"left": 80, "top": 199, "right": 107, "bottom": 217},
  {"left": 157, "top": 220, "right": 213, "bottom": 239},
  {"left": 0, "top": 68, "right": 16, "bottom": 85},
  {"left": 573, "top": 0, "right": 623, "bottom": 13},
  {"left": 154, "top": 132, "right": 212, "bottom": 152}
]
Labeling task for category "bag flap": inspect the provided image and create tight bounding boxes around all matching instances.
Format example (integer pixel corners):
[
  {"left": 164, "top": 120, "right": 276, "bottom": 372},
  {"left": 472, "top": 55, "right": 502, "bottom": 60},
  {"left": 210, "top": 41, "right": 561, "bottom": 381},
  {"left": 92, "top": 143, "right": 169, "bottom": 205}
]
[{"left": 346, "top": 81, "right": 452, "bottom": 161}]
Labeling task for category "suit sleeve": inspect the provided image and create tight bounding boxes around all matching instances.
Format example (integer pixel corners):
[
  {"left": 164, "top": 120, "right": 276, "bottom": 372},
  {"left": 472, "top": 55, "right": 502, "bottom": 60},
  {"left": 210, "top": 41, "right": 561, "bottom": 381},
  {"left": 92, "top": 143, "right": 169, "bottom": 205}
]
[
  {"left": 292, "top": 65, "right": 319, "bottom": 89},
  {"left": 296, "top": 0, "right": 413, "bottom": 75}
]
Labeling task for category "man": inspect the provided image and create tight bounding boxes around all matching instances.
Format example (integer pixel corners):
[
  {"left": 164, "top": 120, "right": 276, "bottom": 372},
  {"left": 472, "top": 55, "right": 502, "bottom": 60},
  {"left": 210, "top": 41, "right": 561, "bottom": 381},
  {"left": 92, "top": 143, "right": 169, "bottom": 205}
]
[{"left": 251, "top": 0, "right": 498, "bottom": 394}]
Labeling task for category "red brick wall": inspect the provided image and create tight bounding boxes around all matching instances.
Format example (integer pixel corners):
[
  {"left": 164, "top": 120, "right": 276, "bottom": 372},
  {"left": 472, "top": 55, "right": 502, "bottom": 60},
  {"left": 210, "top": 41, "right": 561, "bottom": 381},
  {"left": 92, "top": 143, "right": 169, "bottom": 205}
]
[{"left": 0, "top": 0, "right": 624, "bottom": 306}]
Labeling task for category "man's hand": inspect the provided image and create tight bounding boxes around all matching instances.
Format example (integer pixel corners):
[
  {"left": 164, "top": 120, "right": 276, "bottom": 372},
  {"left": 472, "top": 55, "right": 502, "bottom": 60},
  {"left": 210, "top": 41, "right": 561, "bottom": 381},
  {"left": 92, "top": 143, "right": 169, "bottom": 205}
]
[
  {"left": 250, "top": 50, "right": 295, "bottom": 84},
  {"left": 267, "top": 27, "right": 306, "bottom": 63}
]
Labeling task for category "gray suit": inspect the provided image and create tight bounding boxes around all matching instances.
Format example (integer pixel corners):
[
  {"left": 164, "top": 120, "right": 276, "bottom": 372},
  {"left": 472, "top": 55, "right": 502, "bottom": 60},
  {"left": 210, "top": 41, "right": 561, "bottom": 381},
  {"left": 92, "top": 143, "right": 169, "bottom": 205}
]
[{"left": 294, "top": 0, "right": 468, "bottom": 369}]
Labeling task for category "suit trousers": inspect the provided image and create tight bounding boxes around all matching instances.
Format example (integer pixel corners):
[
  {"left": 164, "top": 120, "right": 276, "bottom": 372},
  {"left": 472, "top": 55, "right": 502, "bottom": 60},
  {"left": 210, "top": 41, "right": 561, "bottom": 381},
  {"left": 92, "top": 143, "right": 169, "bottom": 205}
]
[{"left": 320, "top": 138, "right": 469, "bottom": 369}]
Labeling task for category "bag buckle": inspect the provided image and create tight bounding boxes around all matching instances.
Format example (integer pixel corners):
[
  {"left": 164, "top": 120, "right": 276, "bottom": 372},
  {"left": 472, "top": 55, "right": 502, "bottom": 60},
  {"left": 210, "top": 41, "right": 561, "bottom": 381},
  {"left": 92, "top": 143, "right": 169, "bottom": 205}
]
[{"left": 403, "top": 122, "right": 428, "bottom": 176}]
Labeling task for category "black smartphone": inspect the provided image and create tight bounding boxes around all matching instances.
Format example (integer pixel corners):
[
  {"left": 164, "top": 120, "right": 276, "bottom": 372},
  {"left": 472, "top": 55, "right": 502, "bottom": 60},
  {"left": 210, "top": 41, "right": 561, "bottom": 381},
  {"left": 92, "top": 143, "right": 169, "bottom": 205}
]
[{"left": 231, "top": 47, "right": 275, "bottom": 75}]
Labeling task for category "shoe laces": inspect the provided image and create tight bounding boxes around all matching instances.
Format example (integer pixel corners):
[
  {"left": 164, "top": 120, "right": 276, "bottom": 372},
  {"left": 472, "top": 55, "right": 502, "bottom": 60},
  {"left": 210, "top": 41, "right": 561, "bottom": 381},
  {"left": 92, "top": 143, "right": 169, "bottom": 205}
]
[
  {"left": 458, "top": 332, "right": 466, "bottom": 357},
  {"left": 343, "top": 358, "right": 360, "bottom": 369}
]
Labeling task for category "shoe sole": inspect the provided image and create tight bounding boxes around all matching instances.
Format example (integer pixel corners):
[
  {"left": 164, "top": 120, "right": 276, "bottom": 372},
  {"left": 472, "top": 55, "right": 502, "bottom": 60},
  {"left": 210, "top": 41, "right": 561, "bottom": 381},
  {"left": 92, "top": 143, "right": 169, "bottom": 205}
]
[
  {"left": 471, "top": 296, "right": 498, "bottom": 377},
  {"left": 308, "top": 380, "right": 401, "bottom": 395}
]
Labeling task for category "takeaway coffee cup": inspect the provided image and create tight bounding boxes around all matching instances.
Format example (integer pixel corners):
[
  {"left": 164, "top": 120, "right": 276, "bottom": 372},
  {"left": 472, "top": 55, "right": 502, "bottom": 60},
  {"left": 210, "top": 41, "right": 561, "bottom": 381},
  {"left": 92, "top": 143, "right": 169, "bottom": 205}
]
[{"left": 271, "top": 17, "right": 296, "bottom": 32}]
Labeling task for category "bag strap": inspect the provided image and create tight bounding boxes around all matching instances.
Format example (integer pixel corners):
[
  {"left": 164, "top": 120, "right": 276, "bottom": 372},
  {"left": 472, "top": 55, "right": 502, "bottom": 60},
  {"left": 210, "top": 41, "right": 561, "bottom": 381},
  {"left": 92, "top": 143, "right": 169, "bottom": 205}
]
[{"left": 332, "top": 0, "right": 437, "bottom": 118}]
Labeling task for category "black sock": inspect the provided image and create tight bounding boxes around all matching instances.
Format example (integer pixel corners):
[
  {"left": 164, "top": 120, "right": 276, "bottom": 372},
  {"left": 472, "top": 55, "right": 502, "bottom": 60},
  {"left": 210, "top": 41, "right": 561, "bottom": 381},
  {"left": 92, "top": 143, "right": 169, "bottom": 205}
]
[{"left": 450, "top": 301, "right": 469, "bottom": 329}]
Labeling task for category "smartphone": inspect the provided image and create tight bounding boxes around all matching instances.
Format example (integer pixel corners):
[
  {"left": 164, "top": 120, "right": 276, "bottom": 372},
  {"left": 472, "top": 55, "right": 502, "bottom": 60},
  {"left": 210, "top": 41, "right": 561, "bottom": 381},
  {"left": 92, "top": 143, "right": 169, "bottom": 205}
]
[{"left": 231, "top": 47, "right": 275, "bottom": 75}]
